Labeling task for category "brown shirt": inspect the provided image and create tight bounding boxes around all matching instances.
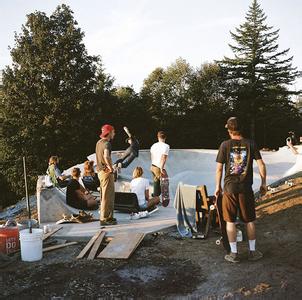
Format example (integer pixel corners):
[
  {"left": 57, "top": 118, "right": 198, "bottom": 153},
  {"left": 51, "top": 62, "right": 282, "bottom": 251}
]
[{"left": 95, "top": 139, "right": 112, "bottom": 172}]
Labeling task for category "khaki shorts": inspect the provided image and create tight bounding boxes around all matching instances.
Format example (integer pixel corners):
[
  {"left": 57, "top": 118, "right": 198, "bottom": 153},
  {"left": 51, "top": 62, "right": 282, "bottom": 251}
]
[{"left": 222, "top": 191, "right": 256, "bottom": 223}]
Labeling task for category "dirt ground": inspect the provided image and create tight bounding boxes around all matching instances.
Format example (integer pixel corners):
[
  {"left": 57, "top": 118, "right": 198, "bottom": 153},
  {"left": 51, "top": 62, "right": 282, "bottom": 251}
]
[{"left": 1, "top": 183, "right": 302, "bottom": 299}]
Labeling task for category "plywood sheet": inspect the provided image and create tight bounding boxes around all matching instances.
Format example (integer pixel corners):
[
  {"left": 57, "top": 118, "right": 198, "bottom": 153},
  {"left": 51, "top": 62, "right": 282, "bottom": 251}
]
[{"left": 97, "top": 233, "right": 144, "bottom": 259}]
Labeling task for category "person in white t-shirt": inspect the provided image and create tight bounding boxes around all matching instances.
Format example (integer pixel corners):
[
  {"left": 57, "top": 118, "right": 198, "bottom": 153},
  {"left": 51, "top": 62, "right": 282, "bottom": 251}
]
[
  {"left": 150, "top": 131, "right": 170, "bottom": 197},
  {"left": 130, "top": 167, "right": 160, "bottom": 210}
]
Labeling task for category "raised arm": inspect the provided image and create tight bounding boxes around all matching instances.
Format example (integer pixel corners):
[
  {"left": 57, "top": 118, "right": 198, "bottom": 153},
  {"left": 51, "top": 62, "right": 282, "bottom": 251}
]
[
  {"left": 123, "top": 126, "right": 132, "bottom": 138},
  {"left": 287, "top": 140, "right": 299, "bottom": 155},
  {"left": 215, "top": 163, "right": 223, "bottom": 198}
]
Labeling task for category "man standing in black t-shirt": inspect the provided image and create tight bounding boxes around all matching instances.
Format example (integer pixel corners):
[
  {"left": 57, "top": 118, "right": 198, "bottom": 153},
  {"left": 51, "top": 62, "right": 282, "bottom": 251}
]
[{"left": 215, "top": 117, "right": 267, "bottom": 263}]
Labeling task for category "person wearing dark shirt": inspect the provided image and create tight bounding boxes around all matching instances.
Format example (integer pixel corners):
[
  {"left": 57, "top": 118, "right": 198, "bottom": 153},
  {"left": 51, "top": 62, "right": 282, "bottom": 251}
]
[
  {"left": 114, "top": 126, "right": 139, "bottom": 168},
  {"left": 66, "top": 168, "right": 98, "bottom": 210},
  {"left": 215, "top": 117, "right": 267, "bottom": 263},
  {"left": 82, "top": 160, "right": 100, "bottom": 191},
  {"left": 96, "top": 124, "right": 116, "bottom": 226}
]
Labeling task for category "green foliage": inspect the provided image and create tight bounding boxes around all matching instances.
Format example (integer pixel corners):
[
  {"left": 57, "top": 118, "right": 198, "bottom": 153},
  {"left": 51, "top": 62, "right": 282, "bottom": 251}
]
[
  {"left": 0, "top": 5, "right": 109, "bottom": 206},
  {"left": 218, "top": 0, "right": 301, "bottom": 142},
  {"left": 141, "top": 59, "right": 230, "bottom": 148}
]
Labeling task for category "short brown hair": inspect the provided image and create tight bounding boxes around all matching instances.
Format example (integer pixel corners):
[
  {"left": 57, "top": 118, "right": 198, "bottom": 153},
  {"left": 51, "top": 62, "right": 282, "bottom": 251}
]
[
  {"left": 72, "top": 167, "right": 81, "bottom": 178},
  {"left": 49, "top": 156, "right": 59, "bottom": 165},
  {"left": 225, "top": 117, "right": 241, "bottom": 135},
  {"left": 133, "top": 167, "right": 143, "bottom": 179},
  {"left": 157, "top": 131, "right": 166, "bottom": 140}
]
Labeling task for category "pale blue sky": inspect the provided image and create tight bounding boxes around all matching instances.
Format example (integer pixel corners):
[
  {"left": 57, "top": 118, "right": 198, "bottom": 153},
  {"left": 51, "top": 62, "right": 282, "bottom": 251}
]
[{"left": 0, "top": 0, "right": 301, "bottom": 92}]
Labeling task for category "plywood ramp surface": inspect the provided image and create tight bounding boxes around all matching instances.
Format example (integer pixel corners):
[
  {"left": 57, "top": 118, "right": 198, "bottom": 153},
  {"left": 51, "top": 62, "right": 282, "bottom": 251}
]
[{"left": 98, "top": 232, "right": 144, "bottom": 259}]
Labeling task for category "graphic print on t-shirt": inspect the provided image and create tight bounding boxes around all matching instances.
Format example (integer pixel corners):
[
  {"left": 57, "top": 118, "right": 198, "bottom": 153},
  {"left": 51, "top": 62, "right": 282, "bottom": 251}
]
[{"left": 230, "top": 146, "right": 248, "bottom": 175}]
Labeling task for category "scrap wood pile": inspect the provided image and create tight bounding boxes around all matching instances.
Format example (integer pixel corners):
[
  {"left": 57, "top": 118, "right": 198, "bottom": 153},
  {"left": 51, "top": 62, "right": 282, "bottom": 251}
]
[
  {"left": 77, "top": 230, "right": 145, "bottom": 260},
  {"left": 42, "top": 226, "right": 78, "bottom": 253}
]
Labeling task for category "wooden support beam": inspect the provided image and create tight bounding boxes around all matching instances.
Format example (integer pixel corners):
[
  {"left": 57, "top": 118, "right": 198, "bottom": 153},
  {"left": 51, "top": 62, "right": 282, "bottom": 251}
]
[
  {"left": 76, "top": 230, "right": 103, "bottom": 259},
  {"left": 87, "top": 231, "right": 106, "bottom": 260},
  {"left": 43, "top": 242, "right": 77, "bottom": 253}
]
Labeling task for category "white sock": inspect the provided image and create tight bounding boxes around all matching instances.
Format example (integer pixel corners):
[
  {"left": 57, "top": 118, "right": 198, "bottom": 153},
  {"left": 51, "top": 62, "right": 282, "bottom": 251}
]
[
  {"left": 249, "top": 239, "right": 256, "bottom": 251},
  {"left": 229, "top": 242, "right": 237, "bottom": 253}
]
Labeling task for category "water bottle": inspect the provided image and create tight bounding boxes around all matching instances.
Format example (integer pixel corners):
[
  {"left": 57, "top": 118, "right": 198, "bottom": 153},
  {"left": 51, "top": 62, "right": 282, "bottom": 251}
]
[{"left": 236, "top": 228, "right": 243, "bottom": 242}]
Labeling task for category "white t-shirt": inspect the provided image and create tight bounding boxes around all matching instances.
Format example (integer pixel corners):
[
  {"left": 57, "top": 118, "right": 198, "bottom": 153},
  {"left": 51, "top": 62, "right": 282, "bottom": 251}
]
[
  {"left": 150, "top": 141, "right": 170, "bottom": 168},
  {"left": 130, "top": 177, "right": 150, "bottom": 207}
]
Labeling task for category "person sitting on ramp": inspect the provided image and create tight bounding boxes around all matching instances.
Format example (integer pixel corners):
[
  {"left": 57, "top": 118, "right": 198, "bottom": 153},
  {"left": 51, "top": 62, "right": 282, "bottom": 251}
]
[
  {"left": 130, "top": 167, "right": 160, "bottom": 211},
  {"left": 114, "top": 126, "right": 139, "bottom": 168}
]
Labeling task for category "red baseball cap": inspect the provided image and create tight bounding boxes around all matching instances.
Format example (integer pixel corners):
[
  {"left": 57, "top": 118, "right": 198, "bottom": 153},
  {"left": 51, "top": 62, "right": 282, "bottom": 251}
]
[{"left": 100, "top": 124, "right": 114, "bottom": 138}]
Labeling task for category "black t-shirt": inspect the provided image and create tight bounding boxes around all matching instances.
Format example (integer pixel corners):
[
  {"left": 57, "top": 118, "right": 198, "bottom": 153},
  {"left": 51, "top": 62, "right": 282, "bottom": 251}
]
[
  {"left": 66, "top": 179, "right": 85, "bottom": 208},
  {"left": 216, "top": 138, "right": 262, "bottom": 193}
]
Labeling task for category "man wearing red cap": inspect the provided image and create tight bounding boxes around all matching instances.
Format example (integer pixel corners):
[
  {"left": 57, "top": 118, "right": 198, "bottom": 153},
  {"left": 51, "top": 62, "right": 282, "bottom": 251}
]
[
  {"left": 96, "top": 124, "right": 117, "bottom": 225},
  {"left": 215, "top": 117, "right": 267, "bottom": 263}
]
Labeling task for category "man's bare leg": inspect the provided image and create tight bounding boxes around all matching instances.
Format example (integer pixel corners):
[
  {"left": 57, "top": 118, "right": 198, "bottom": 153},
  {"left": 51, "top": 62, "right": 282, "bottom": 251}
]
[{"left": 226, "top": 222, "right": 237, "bottom": 253}]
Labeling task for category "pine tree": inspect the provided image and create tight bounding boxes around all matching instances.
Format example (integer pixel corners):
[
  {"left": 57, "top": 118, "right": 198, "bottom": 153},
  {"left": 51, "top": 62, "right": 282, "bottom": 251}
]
[{"left": 218, "top": 0, "right": 301, "bottom": 143}]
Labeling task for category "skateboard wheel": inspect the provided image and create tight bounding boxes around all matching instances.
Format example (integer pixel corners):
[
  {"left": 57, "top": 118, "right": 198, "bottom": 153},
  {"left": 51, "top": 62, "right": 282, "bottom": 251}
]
[
  {"left": 216, "top": 239, "right": 221, "bottom": 245},
  {"left": 210, "top": 205, "right": 215, "bottom": 210}
]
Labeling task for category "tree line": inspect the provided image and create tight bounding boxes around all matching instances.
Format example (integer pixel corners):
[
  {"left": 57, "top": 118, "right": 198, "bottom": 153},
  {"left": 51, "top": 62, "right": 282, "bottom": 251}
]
[{"left": 0, "top": 1, "right": 301, "bottom": 207}]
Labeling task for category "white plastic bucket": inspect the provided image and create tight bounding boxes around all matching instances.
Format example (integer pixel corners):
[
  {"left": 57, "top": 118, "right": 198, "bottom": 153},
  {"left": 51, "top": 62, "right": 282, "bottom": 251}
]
[{"left": 19, "top": 228, "right": 43, "bottom": 262}]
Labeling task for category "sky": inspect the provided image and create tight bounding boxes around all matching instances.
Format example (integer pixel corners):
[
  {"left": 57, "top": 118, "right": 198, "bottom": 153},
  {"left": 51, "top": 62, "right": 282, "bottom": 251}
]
[{"left": 0, "top": 0, "right": 301, "bottom": 92}]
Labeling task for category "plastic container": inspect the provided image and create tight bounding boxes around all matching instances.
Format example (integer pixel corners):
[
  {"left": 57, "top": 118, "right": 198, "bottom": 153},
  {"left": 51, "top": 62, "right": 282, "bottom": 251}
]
[
  {"left": 236, "top": 228, "right": 243, "bottom": 242},
  {"left": 0, "top": 226, "right": 20, "bottom": 254},
  {"left": 17, "top": 219, "right": 39, "bottom": 231},
  {"left": 19, "top": 228, "right": 43, "bottom": 262}
]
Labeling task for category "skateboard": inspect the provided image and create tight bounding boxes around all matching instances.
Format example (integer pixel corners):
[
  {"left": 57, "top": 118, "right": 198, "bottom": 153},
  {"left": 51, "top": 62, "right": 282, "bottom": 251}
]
[
  {"left": 215, "top": 194, "right": 231, "bottom": 253},
  {"left": 129, "top": 207, "right": 159, "bottom": 220},
  {"left": 268, "top": 179, "right": 295, "bottom": 194},
  {"left": 160, "top": 170, "right": 170, "bottom": 207},
  {"left": 258, "top": 179, "right": 298, "bottom": 201}
]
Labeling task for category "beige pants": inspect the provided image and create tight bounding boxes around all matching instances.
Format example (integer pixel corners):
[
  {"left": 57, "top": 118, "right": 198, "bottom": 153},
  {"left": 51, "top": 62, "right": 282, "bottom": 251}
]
[{"left": 98, "top": 171, "right": 115, "bottom": 221}]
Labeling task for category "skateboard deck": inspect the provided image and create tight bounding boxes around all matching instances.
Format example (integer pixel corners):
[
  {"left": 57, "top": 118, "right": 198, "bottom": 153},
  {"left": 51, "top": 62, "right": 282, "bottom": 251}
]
[
  {"left": 215, "top": 194, "right": 230, "bottom": 253},
  {"left": 267, "top": 179, "right": 295, "bottom": 195},
  {"left": 160, "top": 170, "right": 170, "bottom": 207},
  {"left": 259, "top": 178, "right": 299, "bottom": 201}
]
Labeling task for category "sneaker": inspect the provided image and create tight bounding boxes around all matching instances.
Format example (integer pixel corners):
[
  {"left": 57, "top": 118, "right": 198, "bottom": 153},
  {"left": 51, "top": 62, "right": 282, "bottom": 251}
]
[
  {"left": 100, "top": 219, "right": 117, "bottom": 226},
  {"left": 248, "top": 249, "right": 263, "bottom": 261},
  {"left": 108, "top": 217, "right": 117, "bottom": 222},
  {"left": 224, "top": 252, "right": 240, "bottom": 263}
]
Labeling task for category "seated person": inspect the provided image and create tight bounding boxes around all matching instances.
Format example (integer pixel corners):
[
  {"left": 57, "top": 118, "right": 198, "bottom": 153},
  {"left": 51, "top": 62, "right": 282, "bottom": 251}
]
[
  {"left": 66, "top": 168, "right": 98, "bottom": 210},
  {"left": 82, "top": 160, "right": 100, "bottom": 191},
  {"left": 130, "top": 167, "right": 160, "bottom": 210},
  {"left": 46, "top": 156, "right": 70, "bottom": 188},
  {"left": 114, "top": 127, "right": 139, "bottom": 169}
]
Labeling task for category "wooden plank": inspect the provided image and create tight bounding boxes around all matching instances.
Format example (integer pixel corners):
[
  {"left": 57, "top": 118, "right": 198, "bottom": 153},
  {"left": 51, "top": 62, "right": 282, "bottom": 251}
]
[
  {"left": 43, "top": 242, "right": 77, "bottom": 253},
  {"left": 76, "top": 230, "right": 103, "bottom": 259},
  {"left": 43, "top": 226, "right": 63, "bottom": 241},
  {"left": 87, "top": 231, "right": 106, "bottom": 260},
  {"left": 97, "top": 233, "right": 144, "bottom": 259}
]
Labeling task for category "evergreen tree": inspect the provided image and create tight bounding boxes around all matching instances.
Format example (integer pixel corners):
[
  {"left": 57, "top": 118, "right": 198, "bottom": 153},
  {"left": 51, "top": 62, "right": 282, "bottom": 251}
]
[
  {"left": 218, "top": 0, "right": 301, "bottom": 144},
  {"left": 0, "top": 5, "right": 108, "bottom": 203}
]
